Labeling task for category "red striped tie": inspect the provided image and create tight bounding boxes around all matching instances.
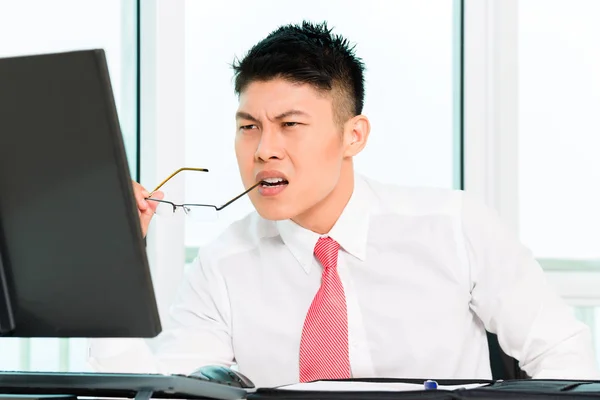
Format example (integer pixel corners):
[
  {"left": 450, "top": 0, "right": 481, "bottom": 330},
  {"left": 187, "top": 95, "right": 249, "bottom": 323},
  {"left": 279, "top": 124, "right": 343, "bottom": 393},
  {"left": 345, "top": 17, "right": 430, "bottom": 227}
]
[{"left": 299, "top": 236, "right": 351, "bottom": 382}]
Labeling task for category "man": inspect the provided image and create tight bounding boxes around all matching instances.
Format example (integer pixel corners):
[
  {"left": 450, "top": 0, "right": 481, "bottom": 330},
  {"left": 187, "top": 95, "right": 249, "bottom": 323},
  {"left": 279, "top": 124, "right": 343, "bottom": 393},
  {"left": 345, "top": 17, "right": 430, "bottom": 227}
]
[{"left": 89, "top": 21, "right": 598, "bottom": 388}]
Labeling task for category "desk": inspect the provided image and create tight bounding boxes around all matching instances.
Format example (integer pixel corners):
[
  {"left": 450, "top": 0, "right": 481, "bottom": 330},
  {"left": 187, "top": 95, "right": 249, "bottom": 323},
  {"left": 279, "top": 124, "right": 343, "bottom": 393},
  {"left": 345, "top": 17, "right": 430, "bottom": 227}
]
[
  {"left": 248, "top": 379, "right": 600, "bottom": 399},
  {"left": 1, "top": 374, "right": 600, "bottom": 400},
  {"left": 0, "top": 372, "right": 245, "bottom": 400}
]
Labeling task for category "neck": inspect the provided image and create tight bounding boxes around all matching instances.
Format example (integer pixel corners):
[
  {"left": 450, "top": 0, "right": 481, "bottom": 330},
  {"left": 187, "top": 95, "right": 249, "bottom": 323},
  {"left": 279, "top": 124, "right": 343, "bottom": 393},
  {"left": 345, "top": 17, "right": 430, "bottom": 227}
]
[{"left": 292, "top": 161, "right": 355, "bottom": 235}]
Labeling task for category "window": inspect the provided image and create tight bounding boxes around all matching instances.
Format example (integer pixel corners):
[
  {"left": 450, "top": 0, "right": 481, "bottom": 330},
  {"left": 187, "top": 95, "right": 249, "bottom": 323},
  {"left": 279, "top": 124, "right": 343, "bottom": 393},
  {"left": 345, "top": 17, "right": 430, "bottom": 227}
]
[
  {"left": 183, "top": 0, "right": 463, "bottom": 252},
  {"left": 0, "top": 0, "right": 138, "bottom": 372},
  {"left": 519, "top": 0, "right": 600, "bottom": 268},
  {"left": 518, "top": 0, "right": 600, "bottom": 359}
]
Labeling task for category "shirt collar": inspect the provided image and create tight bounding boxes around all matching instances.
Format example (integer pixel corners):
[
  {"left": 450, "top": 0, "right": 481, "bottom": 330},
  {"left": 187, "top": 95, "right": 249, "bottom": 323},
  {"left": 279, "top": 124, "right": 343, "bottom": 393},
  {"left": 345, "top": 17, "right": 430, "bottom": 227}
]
[{"left": 276, "top": 175, "right": 372, "bottom": 274}]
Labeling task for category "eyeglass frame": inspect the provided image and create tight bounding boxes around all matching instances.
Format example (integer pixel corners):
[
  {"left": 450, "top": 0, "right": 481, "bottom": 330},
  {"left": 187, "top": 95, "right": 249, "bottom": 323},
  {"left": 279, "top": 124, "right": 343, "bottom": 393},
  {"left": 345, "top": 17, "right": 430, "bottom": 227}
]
[{"left": 145, "top": 167, "right": 260, "bottom": 215}]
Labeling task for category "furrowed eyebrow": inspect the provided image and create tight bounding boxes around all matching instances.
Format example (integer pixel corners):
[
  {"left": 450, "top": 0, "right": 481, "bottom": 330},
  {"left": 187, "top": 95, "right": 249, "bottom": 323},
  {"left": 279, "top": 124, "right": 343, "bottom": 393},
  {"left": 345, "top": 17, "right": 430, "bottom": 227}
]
[
  {"left": 236, "top": 111, "right": 259, "bottom": 122},
  {"left": 273, "top": 110, "right": 309, "bottom": 120},
  {"left": 235, "top": 109, "right": 310, "bottom": 123}
]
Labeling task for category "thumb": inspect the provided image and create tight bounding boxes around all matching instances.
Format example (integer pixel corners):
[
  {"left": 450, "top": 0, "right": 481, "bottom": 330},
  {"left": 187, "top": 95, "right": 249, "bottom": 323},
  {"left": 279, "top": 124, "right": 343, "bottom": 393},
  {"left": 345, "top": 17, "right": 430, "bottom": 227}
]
[
  {"left": 147, "top": 191, "right": 165, "bottom": 213},
  {"left": 139, "top": 205, "right": 155, "bottom": 238}
]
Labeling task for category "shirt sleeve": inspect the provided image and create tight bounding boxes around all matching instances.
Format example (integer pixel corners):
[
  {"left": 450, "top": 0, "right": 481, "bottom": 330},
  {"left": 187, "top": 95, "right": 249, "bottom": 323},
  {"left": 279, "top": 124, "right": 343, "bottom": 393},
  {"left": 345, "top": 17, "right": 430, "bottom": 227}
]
[
  {"left": 88, "top": 252, "right": 235, "bottom": 374},
  {"left": 461, "top": 192, "right": 600, "bottom": 379}
]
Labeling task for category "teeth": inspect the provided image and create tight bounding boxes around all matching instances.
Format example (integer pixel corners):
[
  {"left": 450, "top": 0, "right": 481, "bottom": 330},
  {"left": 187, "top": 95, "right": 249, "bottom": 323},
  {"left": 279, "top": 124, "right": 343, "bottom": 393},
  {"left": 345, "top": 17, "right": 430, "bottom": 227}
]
[{"left": 263, "top": 177, "right": 285, "bottom": 184}]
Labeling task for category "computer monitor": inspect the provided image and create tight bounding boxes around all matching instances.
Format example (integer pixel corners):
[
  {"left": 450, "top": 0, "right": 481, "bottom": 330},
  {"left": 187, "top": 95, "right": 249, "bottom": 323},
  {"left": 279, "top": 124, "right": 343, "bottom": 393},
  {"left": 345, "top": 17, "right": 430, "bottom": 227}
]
[{"left": 0, "top": 49, "right": 161, "bottom": 338}]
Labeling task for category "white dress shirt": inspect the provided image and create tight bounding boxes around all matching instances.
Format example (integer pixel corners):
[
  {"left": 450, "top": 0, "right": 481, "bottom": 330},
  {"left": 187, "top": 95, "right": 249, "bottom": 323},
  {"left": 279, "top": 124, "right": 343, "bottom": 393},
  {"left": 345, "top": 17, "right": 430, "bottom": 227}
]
[{"left": 89, "top": 174, "right": 599, "bottom": 388}]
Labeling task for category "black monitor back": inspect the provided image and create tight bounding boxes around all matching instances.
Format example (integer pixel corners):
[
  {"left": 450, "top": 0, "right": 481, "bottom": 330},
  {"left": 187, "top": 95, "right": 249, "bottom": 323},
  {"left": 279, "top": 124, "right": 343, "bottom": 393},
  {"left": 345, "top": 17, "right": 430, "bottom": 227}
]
[{"left": 0, "top": 49, "right": 161, "bottom": 337}]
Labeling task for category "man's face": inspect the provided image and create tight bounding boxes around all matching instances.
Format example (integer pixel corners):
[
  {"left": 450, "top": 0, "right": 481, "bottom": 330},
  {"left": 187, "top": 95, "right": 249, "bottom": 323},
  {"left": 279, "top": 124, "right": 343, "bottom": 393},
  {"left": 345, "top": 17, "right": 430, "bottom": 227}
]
[{"left": 235, "top": 78, "right": 347, "bottom": 221}]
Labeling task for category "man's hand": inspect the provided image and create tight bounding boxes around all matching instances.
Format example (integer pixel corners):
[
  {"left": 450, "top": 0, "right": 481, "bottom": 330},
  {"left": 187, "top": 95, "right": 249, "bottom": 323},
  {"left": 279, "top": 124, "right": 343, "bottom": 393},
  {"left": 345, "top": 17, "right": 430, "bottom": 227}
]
[{"left": 132, "top": 181, "right": 164, "bottom": 237}]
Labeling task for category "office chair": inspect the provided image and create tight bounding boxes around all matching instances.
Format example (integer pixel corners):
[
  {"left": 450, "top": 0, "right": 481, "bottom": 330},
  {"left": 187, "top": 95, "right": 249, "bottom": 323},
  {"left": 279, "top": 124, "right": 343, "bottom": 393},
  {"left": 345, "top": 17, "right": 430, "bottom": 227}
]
[{"left": 487, "top": 331, "right": 530, "bottom": 380}]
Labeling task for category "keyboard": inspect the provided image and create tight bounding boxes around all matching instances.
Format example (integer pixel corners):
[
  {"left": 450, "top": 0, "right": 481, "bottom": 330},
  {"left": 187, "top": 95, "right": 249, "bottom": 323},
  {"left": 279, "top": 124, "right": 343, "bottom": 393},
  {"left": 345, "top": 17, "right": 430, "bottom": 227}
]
[{"left": 0, "top": 371, "right": 247, "bottom": 400}]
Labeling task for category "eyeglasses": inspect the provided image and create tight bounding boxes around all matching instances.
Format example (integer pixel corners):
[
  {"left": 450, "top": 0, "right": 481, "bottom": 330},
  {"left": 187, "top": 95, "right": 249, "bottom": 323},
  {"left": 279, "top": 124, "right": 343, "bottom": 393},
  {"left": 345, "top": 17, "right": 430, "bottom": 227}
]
[{"left": 145, "top": 167, "right": 260, "bottom": 221}]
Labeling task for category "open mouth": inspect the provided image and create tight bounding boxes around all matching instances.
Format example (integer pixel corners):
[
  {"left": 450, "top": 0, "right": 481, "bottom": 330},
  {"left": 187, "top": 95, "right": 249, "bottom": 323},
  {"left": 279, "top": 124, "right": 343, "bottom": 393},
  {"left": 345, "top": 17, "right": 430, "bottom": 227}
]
[{"left": 260, "top": 177, "right": 289, "bottom": 187}]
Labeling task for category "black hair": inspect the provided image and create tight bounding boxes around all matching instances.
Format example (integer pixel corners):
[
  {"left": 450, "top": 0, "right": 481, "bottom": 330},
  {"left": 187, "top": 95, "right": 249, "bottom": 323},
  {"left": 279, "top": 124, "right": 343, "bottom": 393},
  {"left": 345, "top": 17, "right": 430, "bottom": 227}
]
[{"left": 232, "top": 21, "right": 365, "bottom": 124}]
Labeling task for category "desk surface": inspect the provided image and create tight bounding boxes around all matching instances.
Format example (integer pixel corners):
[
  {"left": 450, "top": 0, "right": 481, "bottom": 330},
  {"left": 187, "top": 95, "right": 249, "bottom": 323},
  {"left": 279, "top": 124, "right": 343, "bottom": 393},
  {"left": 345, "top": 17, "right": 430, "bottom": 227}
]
[
  {"left": 0, "top": 372, "right": 246, "bottom": 400},
  {"left": 1, "top": 373, "right": 599, "bottom": 400},
  {"left": 250, "top": 378, "right": 600, "bottom": 399}
]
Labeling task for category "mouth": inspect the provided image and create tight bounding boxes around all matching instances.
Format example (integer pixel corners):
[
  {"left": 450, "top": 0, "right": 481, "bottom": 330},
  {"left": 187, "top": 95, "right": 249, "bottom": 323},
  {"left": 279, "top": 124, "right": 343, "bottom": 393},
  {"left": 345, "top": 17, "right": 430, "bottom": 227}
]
[
  {"left": 259, "top": 177, "right": 289, "bottom": 188},
  {"left": 255, "top": 171, "right": 289, "bottom": 197}
]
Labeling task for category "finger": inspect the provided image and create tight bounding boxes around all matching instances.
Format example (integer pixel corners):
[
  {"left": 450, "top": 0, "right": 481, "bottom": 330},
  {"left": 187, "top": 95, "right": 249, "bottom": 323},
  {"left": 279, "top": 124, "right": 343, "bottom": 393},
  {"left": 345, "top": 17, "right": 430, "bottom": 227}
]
[
  {"left": 151, "top": 190, "right": 165, "bottom": 200},
  {"left": 146, "top": 191, "right": 164, "bottom": 212},
  {"left": 146, "top": 200, "right": 158, "bottom": 213},
  {"left": 133, "top": 185, "right": 149, "bottom": 210},
  {"left": 139, "top": 207, "right": 155, "bottom": 236},
  {"left": 147, "top": 201, "right": 159, "bottom": 213},
  {"left": 138, "top": 198, "right": 149, "bottom": 211},
  {"left": 140, "top": 208, "right": 154, "bottom": 222}
]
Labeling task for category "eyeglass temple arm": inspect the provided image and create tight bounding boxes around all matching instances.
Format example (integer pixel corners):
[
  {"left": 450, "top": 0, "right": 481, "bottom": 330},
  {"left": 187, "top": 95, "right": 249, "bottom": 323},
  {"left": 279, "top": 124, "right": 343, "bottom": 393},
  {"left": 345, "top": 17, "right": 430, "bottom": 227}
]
[
  {"left": 150, "top": 167, "right": 209, "bottom": 194},
  {"left": 215, "top": 181, "right": 261, "bottom": 211}
]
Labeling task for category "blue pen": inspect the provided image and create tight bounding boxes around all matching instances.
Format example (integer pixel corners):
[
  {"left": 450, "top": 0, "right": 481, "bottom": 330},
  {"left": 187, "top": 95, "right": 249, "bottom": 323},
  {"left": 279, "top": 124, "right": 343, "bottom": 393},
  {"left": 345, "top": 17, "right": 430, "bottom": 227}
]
[{"left": 424, "top": 380, "right": 438, "bottom": 390}]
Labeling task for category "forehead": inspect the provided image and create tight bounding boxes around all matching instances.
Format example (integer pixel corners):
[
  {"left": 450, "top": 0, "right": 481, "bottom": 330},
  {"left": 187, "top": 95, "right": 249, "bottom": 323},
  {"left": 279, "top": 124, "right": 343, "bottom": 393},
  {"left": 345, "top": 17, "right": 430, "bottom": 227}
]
[{"left": 237, "top": 78, "right": 332, "bottom": 112}]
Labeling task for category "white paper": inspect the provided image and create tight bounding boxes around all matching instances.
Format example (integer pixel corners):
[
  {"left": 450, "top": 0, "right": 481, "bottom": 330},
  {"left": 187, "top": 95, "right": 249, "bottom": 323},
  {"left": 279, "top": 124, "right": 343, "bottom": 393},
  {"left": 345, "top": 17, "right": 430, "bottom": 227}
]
[{"left": 277, "top": 381, "right": 488, "bottom": 392}]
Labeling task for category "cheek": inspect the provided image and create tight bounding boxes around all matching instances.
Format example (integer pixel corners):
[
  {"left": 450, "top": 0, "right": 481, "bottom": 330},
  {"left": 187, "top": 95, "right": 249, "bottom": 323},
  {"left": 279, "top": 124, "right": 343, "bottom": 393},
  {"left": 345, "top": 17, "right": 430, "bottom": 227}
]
[
  {"left": 294, "top": 137, "right": 343, "bottom": 178},
  {"left": 314, "top": 137, "right": 344, "bottom": 165}
]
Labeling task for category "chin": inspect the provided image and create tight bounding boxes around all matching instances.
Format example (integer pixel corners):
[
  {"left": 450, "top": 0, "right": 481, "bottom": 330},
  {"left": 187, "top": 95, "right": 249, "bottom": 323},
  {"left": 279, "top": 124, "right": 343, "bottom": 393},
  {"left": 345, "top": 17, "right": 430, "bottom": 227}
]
[
  {"left": 250, "top": 200, "right": 299, "bottom": 221},
  {"left": 253, "top": 206, "right": 295, "bottom": 221}
]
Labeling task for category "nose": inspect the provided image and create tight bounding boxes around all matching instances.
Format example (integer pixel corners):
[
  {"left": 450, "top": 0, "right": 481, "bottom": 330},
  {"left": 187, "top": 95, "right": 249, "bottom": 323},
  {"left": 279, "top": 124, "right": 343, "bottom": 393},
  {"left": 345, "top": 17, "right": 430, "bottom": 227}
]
[{"left": 254, "top": 128, "right": 284, "bottom": 162}]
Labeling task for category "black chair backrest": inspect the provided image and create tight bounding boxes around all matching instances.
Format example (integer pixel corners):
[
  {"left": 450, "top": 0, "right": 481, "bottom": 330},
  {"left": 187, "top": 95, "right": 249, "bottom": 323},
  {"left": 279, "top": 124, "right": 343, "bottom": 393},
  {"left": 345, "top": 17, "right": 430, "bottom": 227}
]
[{"left": 487, "top": 331, "right": 530, "bottom": 380}]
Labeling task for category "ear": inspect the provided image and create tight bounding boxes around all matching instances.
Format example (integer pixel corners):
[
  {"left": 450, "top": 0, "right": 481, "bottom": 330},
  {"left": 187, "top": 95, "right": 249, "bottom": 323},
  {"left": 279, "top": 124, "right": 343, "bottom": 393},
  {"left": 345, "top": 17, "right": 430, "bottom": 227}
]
[{"left": 343, "top": 114, "right": 370, "bottom": 158}]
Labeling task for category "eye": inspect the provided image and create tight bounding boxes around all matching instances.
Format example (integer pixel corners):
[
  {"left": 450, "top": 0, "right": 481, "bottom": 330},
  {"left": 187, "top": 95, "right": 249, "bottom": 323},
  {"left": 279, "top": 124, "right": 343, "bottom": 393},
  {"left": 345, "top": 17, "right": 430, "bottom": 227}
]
[
  {"left": 239, "top": 124, "right": 258, "bottom": 131},
  {"left": 283, "top": 122, "right": 300, "bottom": 127}
]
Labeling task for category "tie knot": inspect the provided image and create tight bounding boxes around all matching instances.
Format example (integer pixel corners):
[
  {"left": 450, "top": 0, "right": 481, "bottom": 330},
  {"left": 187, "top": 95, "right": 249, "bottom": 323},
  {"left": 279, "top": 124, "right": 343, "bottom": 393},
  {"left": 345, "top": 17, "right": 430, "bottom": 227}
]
[{"left": 314, "top": 237, "right": 340, "bottom": 270}]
